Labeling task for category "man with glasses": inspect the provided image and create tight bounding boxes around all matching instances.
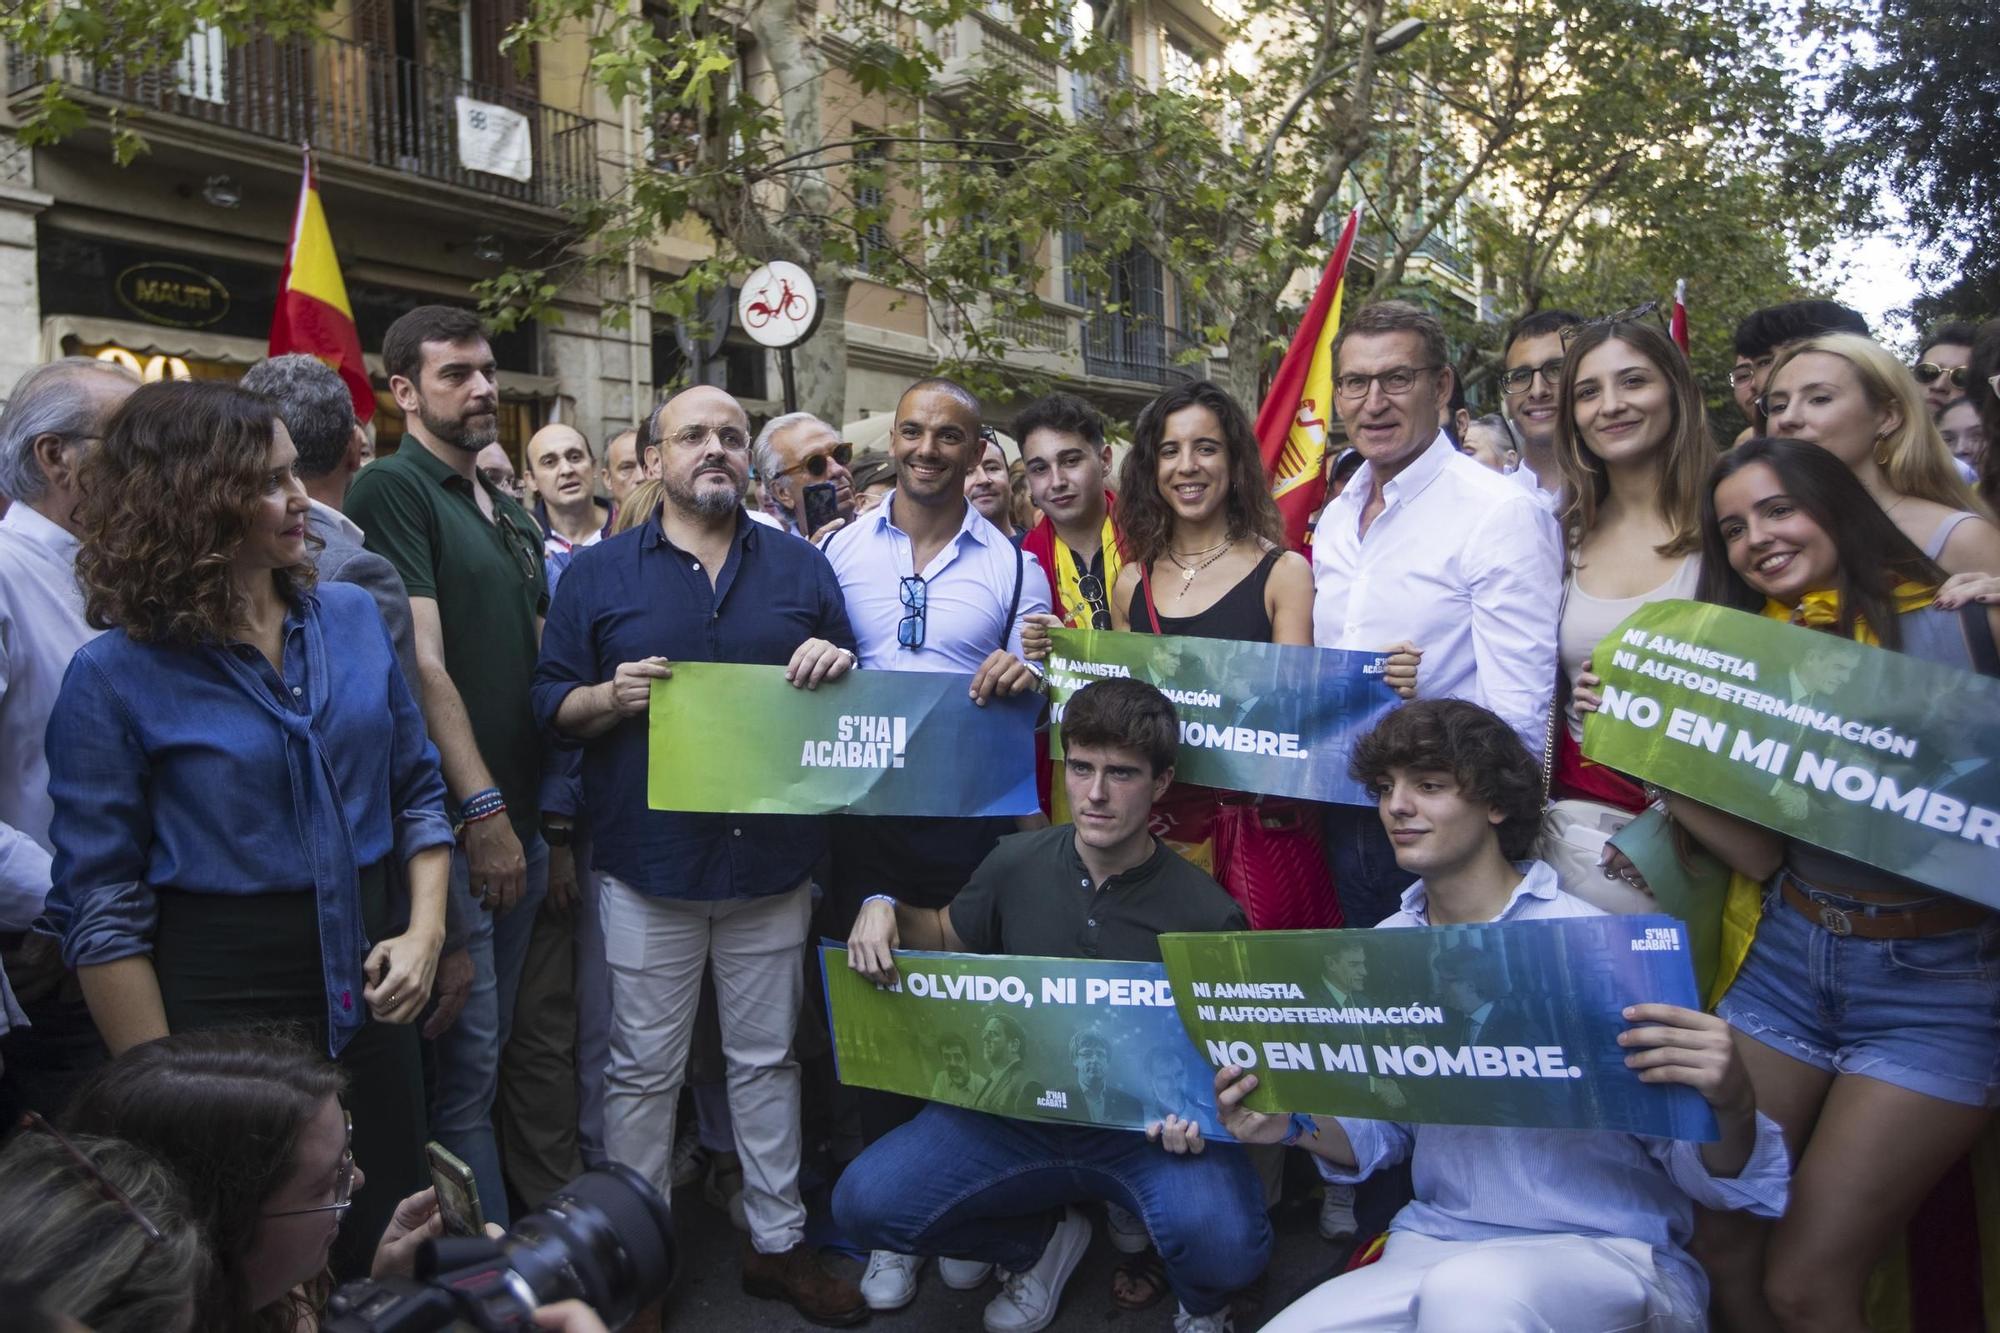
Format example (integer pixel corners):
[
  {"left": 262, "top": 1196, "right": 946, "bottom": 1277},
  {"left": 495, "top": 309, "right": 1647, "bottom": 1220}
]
[
  {"left": 0, "top": 359, "right": 140, "bottom": 1121},
  {"left": 1497, "top": 308, "right": 1581, "bottom": 508},
  {"left": 820, "top": 375, "right": 1050, "bottom": 1313},
  {"left": 535, "top": 384, "right": 865, "bottom": 1328},
  {"left": 1309, "top": 300, "right": 1560, "bottom": 929},
  {"left": 1916, "top": 321, "right": 1978, "bottom": 419},
  {"left": 1728, "top": 299, "right": 1870, "bottom": 441},
  {"left": 752, "top": 412, "right": 857, "bottom": 539}
]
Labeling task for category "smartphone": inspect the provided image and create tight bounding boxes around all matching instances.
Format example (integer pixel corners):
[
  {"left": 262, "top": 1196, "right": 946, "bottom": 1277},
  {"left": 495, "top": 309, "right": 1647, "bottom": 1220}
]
[
  {"left": 425, "top": 1140, "right": 484, "bottom": 1238},
  {"left": 802, "top": 480, "right": 841, "bottom": 537}
]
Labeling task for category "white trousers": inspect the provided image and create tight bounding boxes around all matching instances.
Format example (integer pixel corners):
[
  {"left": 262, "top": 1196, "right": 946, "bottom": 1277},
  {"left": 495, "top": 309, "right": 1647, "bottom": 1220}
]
[
  {"left": 1261, "top": 1231, "right": 1699, "bottom": 1333},
  {"left": 598, "top": 872, "right": 810, "bottom": 1254}
]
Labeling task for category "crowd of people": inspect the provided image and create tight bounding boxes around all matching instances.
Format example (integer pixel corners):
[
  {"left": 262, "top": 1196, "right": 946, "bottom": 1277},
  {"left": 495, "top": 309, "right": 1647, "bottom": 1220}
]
[{"left": 0, "top": 291, "right": 1995, "bottom": 1333}]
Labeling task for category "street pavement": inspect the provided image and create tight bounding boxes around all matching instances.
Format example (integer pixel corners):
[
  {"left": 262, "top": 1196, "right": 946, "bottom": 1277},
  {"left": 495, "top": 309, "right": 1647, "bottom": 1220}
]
[{"left": 655, "top": 1168, "right": 1363, "bottom": 1332}]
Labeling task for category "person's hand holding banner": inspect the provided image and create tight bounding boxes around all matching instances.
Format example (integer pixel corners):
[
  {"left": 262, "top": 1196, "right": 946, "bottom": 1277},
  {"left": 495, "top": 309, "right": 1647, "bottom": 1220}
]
[
  {"left": 785, "top": 637, "right": 858, "bottom": 690},
  {"left": 1618, "top": 1004, "right": 1759, "bottom": 1175},
  {"left": 847, "top": 898, "right": 903, "bottom": 986},
  {"left": 1020, "top": 612, "right": 1060, "bottom": 663},
  {"left": 1145, "top": 1114, "right": 1211, "bottom": 1156},
  {"left": 1384, "top": 641, "right": 1423, "bottom": 700},
  {"left": 610, "top": 656, "right": 673, "bottom": 715},
  {"left": 970, "top": 649, "right": 1038, "bottom": 705}
]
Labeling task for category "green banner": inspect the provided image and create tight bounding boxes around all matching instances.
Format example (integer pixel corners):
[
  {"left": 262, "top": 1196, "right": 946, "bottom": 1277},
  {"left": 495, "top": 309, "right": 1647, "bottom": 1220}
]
[
  {"left": 1159, "top": 916, "right": 1717, "bottom": 1140},
  {"left": 647, "top": 663, "right": 1039, "bottom": 817},
  {"left": 1581, "top": 600, "right": 2000, "bottom": 905},
  {"left": 821, "top": 946, "right": 1235, "bottom": 1139},
  {"left": 1045, "top": 628, "right": 1399, "bottom": 805}
]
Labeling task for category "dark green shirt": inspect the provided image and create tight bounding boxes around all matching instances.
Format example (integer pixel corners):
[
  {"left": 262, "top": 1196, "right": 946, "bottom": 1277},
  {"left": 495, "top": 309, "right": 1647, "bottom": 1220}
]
[
  {"left": 346, "top": 440, "right": 548, "bottom": 836},
  {"left": 948, "top": 825, "right": 1245, "bottom": 963}
]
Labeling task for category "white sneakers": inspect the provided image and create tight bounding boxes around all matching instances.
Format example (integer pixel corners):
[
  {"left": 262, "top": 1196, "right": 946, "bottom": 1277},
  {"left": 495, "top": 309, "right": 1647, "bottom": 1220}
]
[
  {"left": 859, "top": 1250, "right": 921, "bottom": 1311},
  {"left": 1104, "top": 1202, "right": 1150, "bottom": 1254},
  {"left": 939, "top": 1257, "right": 996, "bottom": 1289},
  {"left": 1173, "top": 1304, "right": 1234, "bottom": 1332},
  {"left": 982, "top": 1207, "right": 1092, "bottom": 1333},
  {"left": 1318, "top": 1182, "right": 1358, "bottom": 1240}
]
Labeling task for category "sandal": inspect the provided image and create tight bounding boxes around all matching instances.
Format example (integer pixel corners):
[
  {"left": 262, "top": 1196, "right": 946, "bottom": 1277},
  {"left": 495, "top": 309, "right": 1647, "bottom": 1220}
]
[{"left": 1110, "top": 1247, "right": 1170, "bottom": 1311}]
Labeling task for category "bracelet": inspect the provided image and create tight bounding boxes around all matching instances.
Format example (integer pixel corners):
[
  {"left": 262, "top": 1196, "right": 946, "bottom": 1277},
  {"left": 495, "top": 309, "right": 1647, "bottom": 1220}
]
[
  {"left": 862, "top": 893, "right": 897, "bottom": 912},
  {"left": 1280, "top": 1112, "right": 1318, "bottom": 1147},
  {"left": 459, "top": 788, "right": 507, "bottom": 825}
]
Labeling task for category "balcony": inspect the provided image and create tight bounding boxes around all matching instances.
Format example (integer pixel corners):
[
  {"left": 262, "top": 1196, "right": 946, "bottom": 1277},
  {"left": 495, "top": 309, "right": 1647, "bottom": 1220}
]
[
  {"left": 1083, "top": 318, "right": 1200, "bottom": 386},
  {"left": 934, "top": 10, "right": 1058, "bottom": 102},
  {"left": 6, "top": 31, "right": 597, "bottom": 214}
]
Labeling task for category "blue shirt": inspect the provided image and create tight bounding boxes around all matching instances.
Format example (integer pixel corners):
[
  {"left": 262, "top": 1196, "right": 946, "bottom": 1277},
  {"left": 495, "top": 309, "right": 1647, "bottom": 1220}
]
[
  {"left": 40, "top": 583, "right": 453, "bottom": 1054},
  {"left": 532, "top": 510, "right": 857, "bottom": 900},
  {"left": 1316, "top": 862, "right": 1790, "bottom": 1315},
  {"left": 823, "top": 494, "right": 1049, "bottom": 671}
]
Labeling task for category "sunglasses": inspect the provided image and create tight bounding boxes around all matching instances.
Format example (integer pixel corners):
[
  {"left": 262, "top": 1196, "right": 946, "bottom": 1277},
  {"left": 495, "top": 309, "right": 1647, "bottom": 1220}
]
[
  {"left": 1076, "top": 573, "right": 1112, "bottom": 630},
  {"left": 780, "top": 441, "right": 855, "bottom": 481},
  {"left": 21, "top": 1111, "right": 167, "bottom": 1245},
  {"left": 1559, "top": 301, "right": 1665, "bottom": 348},
  {"left": 262, "top": 1109, "right": 356, "bottom": 1218},
  {"left": 1913, "top": 362, "right": 1969, "bottom": 390},
  {"left": 898, "top": 574, "right": 927, "bottom": 649}
]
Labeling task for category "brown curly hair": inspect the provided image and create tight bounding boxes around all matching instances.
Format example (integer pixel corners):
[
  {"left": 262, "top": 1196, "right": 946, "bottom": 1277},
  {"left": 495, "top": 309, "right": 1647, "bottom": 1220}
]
[
  {"left": 1115, "top": 380, "right": 1282, "bottom": 565},
  {"left": 74, "top": 380, "right": 315, "bottom": 646},
  {"left": 1348, "top": 699, "right": 1543, "bottom": 860}
]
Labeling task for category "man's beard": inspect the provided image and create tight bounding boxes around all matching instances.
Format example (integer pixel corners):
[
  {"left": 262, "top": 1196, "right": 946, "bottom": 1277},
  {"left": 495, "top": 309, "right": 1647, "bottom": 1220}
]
[
  {"left": 664, "top": 470, "right": 744, "bottom": 518},
  {"left": 419, "top": 401, "right": 498, "bottom": 452}
]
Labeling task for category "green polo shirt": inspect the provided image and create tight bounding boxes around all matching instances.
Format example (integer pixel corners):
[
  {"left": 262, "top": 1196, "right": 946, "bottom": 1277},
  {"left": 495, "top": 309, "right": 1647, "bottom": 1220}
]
[{"left": 347, "top": 439, "right": 548, "bottom": 837}]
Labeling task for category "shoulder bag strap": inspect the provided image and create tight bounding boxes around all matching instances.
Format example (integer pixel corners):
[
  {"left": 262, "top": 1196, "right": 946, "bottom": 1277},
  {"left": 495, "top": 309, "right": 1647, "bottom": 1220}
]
[
  {"left": 1000, "top": 542, "right": 1025, "bottom": 653},
  {"left": 1138, "top": 562, "right": 1164, "bottom": 634}
]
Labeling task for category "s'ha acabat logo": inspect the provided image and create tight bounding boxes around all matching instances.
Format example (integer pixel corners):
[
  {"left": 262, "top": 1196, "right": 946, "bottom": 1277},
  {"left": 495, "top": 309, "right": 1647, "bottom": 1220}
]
[{"left": 800, "top": 713, "right": 908, "bottom": 770}]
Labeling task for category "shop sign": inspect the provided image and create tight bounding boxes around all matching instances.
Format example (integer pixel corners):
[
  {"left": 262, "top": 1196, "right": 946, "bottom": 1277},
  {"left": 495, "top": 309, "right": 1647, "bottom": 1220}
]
[{"left": 114, "top": 262, "right": 232, "bottom": 329}]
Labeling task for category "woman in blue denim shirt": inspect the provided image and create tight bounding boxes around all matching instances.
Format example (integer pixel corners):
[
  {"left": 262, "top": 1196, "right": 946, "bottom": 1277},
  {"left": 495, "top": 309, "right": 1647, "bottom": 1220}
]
[{"left": 38, "top": 380, "right": 455, "bottom": 1276}]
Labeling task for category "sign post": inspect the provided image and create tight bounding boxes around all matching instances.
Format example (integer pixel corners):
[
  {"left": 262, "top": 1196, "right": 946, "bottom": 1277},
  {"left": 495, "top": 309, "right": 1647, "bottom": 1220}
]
[{"left": 737, "top": 260, "right": 820, "bottom": 414}]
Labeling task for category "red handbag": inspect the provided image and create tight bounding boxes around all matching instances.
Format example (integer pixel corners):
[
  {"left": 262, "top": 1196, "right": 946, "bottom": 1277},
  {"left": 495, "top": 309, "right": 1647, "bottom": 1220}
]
[{"left": 1137, "top": 565, "right": 1343, "bottom": 931}]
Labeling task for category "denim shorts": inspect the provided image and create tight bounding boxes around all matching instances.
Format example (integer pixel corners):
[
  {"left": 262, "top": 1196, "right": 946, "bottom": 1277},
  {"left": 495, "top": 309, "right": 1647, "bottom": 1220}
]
[{"left": 1717, "top": 875, "right": 2000, "bottom": 1107}]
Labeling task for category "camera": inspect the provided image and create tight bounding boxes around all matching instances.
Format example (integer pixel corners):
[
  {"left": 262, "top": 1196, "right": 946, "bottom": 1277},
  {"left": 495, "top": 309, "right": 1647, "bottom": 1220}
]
[{"left": 323, "top": 1164, "right": 675, "bottom": 1332}]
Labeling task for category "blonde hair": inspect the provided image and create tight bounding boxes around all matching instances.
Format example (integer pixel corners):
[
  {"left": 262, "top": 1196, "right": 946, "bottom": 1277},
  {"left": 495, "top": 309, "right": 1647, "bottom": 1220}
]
[
  {"left": 612, "top": 479, "right": 664, "bottom": 534},
  {"left": 1773, "top": 333, "right": 1992, "bottom": 519}
]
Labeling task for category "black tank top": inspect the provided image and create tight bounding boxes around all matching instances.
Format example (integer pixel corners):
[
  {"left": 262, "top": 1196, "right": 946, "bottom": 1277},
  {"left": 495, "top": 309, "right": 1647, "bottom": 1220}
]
[{"left": 1129, "top": 549, "right": 1281, "bottom": 642}]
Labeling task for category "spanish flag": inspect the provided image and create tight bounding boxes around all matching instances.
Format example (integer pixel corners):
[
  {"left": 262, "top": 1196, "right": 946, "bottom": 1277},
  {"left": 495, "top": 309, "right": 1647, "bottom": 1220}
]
[
  {"left": 270, "top": 144, "right": 374, "bottom": 422},
  {"left": 1254, "top": 206, "right": 1361, "bottom": 552}
]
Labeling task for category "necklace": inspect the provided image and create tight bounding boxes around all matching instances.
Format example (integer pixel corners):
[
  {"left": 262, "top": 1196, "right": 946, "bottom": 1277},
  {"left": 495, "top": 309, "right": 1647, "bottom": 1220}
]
[
  {"left": 1165, "top": 541, "right": 1232, "bottom": 596},
  {"left": 1168, "top": 537, "right": 1231, "bottom": 561}
]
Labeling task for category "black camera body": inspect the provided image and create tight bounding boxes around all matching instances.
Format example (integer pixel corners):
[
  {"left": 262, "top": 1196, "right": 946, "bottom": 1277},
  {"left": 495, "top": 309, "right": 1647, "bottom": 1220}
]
[{"left": 324, "top": 1164, "right": 674, "bottom": 1333}]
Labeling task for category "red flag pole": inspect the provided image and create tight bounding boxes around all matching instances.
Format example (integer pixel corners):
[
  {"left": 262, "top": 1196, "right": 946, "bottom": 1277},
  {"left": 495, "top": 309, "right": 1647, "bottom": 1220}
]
[{"left": 1670, "top": 278, "right": 1689, "bottom": 355}]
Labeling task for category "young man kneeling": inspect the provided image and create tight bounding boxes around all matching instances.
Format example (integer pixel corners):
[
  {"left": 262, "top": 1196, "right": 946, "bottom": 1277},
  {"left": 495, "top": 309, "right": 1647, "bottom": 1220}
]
[
  {"left": 1156, "top": 699, "right": 1788, "bottom": 1333},
  {"left": 835, "top": 679, "right": 1270, "bottom": 1333}
]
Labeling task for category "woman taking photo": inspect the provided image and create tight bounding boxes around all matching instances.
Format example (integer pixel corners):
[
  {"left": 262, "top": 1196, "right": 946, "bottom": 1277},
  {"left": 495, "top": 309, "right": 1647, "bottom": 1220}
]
[
  {"left": 1762, "top": 332, "right": 2000, "bottom": 574},
  {"left": 40, "top": 380, "right": 454, "bottom": 1275},
  {"left": 1582, "top": 437, "right": 2000, "bottom": 1331},
  {"left": 1541, "top": 320, "right": 1710, "bottom": 908}
]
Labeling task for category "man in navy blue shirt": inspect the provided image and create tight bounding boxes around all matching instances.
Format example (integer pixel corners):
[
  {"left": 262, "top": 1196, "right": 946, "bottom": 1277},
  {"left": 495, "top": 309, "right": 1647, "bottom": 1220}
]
[{"left": 532, "top": 384, "right": 864, "bottom": 1328}]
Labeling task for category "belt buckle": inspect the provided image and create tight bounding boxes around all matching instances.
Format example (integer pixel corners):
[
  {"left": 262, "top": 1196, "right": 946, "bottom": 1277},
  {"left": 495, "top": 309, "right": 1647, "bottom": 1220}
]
[{"left": 1818, "top": 903, "right": 1854, "bottom": 937}]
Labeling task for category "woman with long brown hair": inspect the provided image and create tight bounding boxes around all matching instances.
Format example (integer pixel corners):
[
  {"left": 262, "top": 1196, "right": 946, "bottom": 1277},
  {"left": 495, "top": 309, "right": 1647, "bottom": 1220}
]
[{"left": 39, "top": 380, "right": 453, "bottom": 1277}]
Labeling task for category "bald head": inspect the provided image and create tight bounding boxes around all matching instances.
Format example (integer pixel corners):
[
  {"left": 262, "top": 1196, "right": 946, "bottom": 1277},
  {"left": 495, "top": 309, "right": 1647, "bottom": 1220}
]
[
  {"left": 0, "top": 357, "right": 141, "bottom": 523},
  {"left": 654, "top": 386, "right": 751, "bottom": 520},
  {"left": 526, "top": 423, "right": 598, "bottom": 519}
]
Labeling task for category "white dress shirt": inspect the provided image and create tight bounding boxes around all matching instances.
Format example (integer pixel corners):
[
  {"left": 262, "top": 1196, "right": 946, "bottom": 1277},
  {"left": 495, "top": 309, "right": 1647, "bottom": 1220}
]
[
  {"left": 1311, "top": 432, "right": 1561, "bottom": 755},
  {"left": 823, "top": 493, "right": 1049, "bottom": 672},
  {"left": 1508, "top": 455, "right": 1563, "bottom": 513},
  {"left": 0, "top": 502, "right": 96, "bottom": 1036}
]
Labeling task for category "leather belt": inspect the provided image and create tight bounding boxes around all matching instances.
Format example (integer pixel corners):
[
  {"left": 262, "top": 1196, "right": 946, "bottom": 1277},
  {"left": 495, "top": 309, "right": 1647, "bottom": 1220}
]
[{"left": 1780, "top": 876, "right": 1990, "bottom": 939}]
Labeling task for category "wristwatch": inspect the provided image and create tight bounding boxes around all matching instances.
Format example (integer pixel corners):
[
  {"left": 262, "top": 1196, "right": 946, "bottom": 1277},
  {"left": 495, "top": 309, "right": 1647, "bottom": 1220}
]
[{"left": 541, "top": 822, "right": 575, "bottom": 848}]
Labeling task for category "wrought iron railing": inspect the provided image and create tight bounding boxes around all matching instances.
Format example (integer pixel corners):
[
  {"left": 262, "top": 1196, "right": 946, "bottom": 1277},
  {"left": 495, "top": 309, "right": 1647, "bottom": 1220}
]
[
  {"left": 7, "top": 31, "right": 597, "bottom": 210},
  {"left": 1082, "top": 317, "right": 1198, "bottom": 385}
]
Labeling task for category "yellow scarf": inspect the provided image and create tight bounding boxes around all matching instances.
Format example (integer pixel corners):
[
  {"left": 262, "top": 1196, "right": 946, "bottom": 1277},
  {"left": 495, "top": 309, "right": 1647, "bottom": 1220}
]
[
  {"left": 1712, "top": 578, "right": 1939, "bottom": 1007},
  {"left": 1760, "top": 581, "right": 1937, "bottom": 644},
  {"left": 1053, "top": 518, "right": 1123, "bottom": 629}
]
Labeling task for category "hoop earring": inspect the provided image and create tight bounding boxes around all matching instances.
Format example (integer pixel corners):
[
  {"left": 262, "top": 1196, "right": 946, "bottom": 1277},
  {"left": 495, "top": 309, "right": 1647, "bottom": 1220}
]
[{"left": 1875, "top": 436, "right": 1891, "bottom": 469}]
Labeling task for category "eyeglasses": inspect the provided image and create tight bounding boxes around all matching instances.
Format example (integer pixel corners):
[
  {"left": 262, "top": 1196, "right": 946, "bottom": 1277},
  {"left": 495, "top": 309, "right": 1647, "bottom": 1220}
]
[
  {"left": 1333, "top": 366, "right": 1440, "bottom": 400},
  {"left": 1500, "top": 359, "right": 1566, "bottom": 396},
  {"left": 672, "top": 423, "right": 751, "bottom": 453},
  {"left": 20, "top": 1112, "right": 166, "bottom": 1246},
  {"left": 1559, "top": 301, "right": 1665, "bottom": 348},
  {"left": 262, "top": 1109, "right": 356, "bottom": 1218},
  {"left": 1076, "top": 573, "right": 1112, "bottom": 630},
  {"left": 1727, "top": 355, "right": 1776, "bottom": 388},
  {"left": 897, "top": 575, "right": 927, "bottom": 649},
  {"left": 779, "top": 441, "right": 854, "bottom": 480},
  {"left": 1913, "top": 363, "right": 1969, "bottom": 390}
]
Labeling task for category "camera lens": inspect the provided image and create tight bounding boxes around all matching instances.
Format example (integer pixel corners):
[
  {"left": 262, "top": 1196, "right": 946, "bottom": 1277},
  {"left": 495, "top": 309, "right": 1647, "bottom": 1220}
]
[{"left": 504, "top": 1164, "right": 675, "bottom": 1327}]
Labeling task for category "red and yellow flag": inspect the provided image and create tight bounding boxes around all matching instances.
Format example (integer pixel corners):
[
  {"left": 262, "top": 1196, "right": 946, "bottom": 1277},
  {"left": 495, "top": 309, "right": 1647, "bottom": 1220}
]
[
  {"left": 1254, "top": 206, "right": 1361, "bottom": 552},
  {"left": 270, "top": 144, "right": 373, "bottom": 422}
]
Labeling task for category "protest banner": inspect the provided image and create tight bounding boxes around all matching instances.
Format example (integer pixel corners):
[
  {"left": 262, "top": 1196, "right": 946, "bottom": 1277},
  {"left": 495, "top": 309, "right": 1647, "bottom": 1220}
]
[
  {"left": 1159, "top": 915, "right": 1717, "bottom": 1140},
  {"left": 821, "top": 946, "right": 1234, "bottom": 1140},
  {"left": 1581, "top": 600, "right": 2000, "bottom": 906},
  {"left": 1044, "top": 628, "right": 1399, "bottom": 805},
  {"left": 648, "top": 664, "right": 1038, "bottom": 817}
]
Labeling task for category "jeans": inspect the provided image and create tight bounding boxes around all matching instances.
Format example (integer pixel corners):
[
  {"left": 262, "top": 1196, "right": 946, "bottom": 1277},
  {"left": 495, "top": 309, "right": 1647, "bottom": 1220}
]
[
  {"left": 833, "top": 1103, "right": 1272, "bottom": 1316},
  {"left": 1324, "top": 804, "right": 1418, "bottom": 928},
  {"left": 429, "top": 832, "right": 548, "bottom": 1228}
]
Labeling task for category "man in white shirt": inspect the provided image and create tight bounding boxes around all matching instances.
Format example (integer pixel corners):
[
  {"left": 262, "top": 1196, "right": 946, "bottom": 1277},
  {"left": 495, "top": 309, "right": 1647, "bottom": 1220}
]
[
  {"left": 1498, "top": 308, "right": 1579, "bottom": 509},
  {"left": 1309, "top": 301, "right": 1560, "bottom": 930},
  {"left": 0, "top": 357, "right": 139, "bottom": 1105}
]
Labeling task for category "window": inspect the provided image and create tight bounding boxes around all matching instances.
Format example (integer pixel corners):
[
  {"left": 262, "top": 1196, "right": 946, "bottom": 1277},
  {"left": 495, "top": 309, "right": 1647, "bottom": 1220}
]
[
  {"left": 1161, "top": 33, "right": 1203, "bottom": 95},
  {"left": 854, "top": 131, "right": 890, "bottom": 274}
]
